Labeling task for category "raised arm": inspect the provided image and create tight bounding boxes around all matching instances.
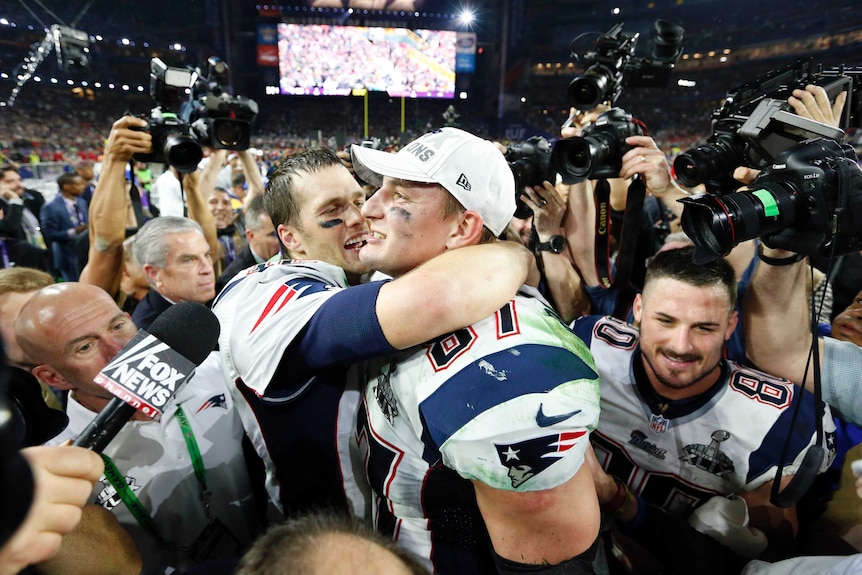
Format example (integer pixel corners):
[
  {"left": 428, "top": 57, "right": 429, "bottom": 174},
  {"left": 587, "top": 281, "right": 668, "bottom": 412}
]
[
  {"left": 182, "top": 169, "right": 219, "bottom": 265},
  {"left": 376, "top": 241, "right": 532, "bottom": 349},
  {"left": 238, "top": 150, "right": 265, "bottom": 205},
  {"left": 79, "top": 116, "right": 151, "bottom": 293},
  {"left": 744, "top": 246, "right": 818, "bottom": 388},
  {"left": 521, "top": 180, "right": 589, "bottom": 322}
]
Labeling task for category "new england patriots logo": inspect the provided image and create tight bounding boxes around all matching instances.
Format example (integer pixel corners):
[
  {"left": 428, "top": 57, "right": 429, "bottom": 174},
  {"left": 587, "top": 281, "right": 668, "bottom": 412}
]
[
  {"left": 196, "top": 394, "right": 228, "bottom": 413},
  {"left": 495, "top": 431, "right": 586, "bottom": 488}
]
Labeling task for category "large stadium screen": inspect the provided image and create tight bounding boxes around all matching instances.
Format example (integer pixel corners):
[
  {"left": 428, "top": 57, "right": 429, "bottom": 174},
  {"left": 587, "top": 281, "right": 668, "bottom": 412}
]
[{"left": 276, "top": 24, "right": 456, "bottom": 98}]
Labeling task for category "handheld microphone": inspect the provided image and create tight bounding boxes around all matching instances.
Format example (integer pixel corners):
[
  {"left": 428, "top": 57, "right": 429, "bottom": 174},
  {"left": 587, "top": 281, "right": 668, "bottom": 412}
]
[{"left": 73, "top": 302, "right": 220, "bottom": 452}]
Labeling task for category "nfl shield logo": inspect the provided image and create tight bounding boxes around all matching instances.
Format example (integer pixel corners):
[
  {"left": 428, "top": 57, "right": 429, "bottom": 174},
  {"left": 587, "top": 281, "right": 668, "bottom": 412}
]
[{"left": 649, "top": 413, "right": 669, "bottom": 434}]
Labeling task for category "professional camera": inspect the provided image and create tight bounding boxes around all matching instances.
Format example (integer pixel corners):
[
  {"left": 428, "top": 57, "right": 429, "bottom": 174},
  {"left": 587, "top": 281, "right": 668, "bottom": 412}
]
[
  {"left": 679, "top": 137, "right": 862, "bottom": 264},
  {"left": 567, "top": 19, "right": 684, "bottom": 110},
  {"left": 550, "top": 107, "right": 644, "bottom": 180},
  {"left": 184, "top": 57, "right": 259, "bottom": 150},
  {"left": 673, "top": 59, "right": 858, "bottom": 195},
  {"left": 506, "top": 135, "right": 552, "bottom": 218},
  {"left": 133, "top": 57, "right": 258, "bottom": 172},
  {"left": 132, "top": 59, "right": 202, "bottom": 173}
]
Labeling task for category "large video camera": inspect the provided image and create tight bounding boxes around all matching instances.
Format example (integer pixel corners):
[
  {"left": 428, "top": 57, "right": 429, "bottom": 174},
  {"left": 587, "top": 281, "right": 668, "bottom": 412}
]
[
  {"left": 134, "top": 57, "right": 259, "bottom": 173},
  {"left": 679, "top": 138, "right": 862, "bottom": 264},
  {"left": 673, "top": 59, "right": 858, "bottom": 195},
  {"left": 505, "top": 135, "right": 553, "bottom": 218},
  {"left": 567, "top": 19, "right": 684, "bottom": 110}
]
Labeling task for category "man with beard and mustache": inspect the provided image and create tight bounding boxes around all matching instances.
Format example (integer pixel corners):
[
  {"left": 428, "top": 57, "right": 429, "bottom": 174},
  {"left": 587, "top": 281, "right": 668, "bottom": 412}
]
[{"left": 570, "top": 246, "right": 836, "bottom": 562}]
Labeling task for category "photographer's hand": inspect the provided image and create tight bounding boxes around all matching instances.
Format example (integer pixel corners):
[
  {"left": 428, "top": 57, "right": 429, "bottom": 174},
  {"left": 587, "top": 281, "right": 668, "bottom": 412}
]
[
  {"left": 105, "top": 116, "right": 151, "bottom": 163},
  {"left": 620, "top": 135, "right": 688, "bottom": 222},
  {"left": 787, "top": 84, "right": 847, "bottom": 129},
  {"left": 561, "top": 104, "right": 611, "bottom": 138}
]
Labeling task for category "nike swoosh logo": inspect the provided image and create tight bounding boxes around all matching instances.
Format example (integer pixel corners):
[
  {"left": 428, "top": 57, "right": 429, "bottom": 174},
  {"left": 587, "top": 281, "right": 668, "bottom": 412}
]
[{"left": 536, "top": 404, "right": 582, "bottom": 427}]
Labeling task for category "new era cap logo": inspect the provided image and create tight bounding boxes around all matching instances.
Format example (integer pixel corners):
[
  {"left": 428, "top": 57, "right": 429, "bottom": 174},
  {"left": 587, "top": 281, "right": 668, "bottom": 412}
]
[{"left": 456, "top": 173, "right": 471, "bottom": 191}]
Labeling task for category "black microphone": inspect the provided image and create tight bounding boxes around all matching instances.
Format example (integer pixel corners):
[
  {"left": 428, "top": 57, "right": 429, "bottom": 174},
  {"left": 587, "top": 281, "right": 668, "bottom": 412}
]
[{"left": 73, "top": 302, "right": 220, "bottom": 452}]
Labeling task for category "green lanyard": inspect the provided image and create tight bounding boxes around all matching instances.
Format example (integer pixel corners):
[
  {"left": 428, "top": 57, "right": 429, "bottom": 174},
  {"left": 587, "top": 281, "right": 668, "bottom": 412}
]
[{"left": 99, "top": 404, "right": 208, "bottom": 545}]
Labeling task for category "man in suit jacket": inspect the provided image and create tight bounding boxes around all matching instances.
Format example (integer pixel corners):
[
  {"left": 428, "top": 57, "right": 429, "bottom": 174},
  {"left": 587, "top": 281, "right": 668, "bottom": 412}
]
[
  {"left": 40, "top": 173, "right": 89, "bottom": 281},
  {"left": 1, "top": 164, "right": 45, "bottom": 248},
  {"left": 215, "top": 194, "right": 281, "bottom": 294}
]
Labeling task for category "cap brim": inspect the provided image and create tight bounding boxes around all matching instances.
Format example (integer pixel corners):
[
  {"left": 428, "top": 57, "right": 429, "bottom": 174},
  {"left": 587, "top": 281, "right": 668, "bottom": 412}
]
[{"left": 350, "top": 145, "right": 438, "bottom": 188}]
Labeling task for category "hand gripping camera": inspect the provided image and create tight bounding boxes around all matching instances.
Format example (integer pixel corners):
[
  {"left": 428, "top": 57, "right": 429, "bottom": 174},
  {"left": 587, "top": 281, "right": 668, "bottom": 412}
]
[
  {"left": 679, "top": 137, "right": 862, "bottom": 264},
  {"left": 673, "top": 59, "right": 859, "bottom": 195},
  {"left": 505, "top": 136, "right": 553, "bottom": 218}
]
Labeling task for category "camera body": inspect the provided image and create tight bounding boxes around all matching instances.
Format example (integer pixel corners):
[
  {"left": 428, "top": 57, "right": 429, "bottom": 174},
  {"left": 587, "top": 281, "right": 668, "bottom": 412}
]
[
  {"left": 680, "top": 138, "right": 862, "bottom": 263},
  {"left": 133, "top": 57, "right": 258, "bottom": 172},
  {"left": 551, "top": 107, "right": 643, "bottom": 180},
  {"left": 506, "top": 135, "right": 553, "bottom": 219},
  {"left": 674, "top": 59, "right": 858, "bottom": 195},
  {"left": 567, "top": 20, "right": 684, "bottom": 110}
]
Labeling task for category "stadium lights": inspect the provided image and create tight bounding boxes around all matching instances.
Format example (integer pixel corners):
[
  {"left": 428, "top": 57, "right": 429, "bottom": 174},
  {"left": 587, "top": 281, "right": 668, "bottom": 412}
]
[{"left": 457, "top": 9, "right": 475, "bottom": 26}]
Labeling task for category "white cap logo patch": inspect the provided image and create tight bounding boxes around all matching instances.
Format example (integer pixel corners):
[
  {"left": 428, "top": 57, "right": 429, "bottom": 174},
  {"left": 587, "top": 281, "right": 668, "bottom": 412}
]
[{"left": 456, "top": 173, "right": 471, "bottom": 191}]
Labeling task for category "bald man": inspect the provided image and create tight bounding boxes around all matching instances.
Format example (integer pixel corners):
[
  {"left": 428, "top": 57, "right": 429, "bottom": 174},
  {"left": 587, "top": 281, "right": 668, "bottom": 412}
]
[{"left": 15, "top": 282, "right": 259, "bottom": 573}]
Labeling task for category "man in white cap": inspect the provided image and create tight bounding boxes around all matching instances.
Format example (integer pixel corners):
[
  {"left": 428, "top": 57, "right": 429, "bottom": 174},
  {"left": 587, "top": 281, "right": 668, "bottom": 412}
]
[
  {"left": 211, "top": 145, "right": 531, "bottom": 521},
  {"left": 350, "top": 128, "right": 604, "bottom": 574}
]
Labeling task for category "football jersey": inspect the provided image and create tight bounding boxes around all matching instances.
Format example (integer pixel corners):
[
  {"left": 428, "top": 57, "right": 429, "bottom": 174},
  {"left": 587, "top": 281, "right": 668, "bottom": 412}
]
[
  {"left": 571, "top": 315, "right": 837, "bottom": 518},
  {"left": 213, "top": 259, "right": 395, "bottom": 519},
  {"left": 358, "top": 287, "right": 601, "bottom": 574},
  {"left": 49, "top": 353, "right": 258, "bottom": 575}
]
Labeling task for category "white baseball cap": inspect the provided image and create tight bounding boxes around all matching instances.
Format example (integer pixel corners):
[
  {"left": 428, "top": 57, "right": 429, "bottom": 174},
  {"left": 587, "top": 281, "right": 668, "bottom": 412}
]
[{"left": 350, "top": 128, "right": 516, "bottom": 236}]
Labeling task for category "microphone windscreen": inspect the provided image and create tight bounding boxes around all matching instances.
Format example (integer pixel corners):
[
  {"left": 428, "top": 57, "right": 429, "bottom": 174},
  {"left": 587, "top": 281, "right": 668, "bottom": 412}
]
[{"left": 147, "top": 301, "right": 220, "bottom": 365}]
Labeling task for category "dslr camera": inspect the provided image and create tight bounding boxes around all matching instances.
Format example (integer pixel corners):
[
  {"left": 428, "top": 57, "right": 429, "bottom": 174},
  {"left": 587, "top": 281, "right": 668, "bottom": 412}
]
[
  {"left": 567, "top": 19, "right": 684, "bottom": 110},
  {"left": 551, "top": 107, "right": 644, "bottom": 180},
  {"left": 679, "top": 137, "right": 862, "bottom": 264},
  {"left": 673, "top": 59, "right": 859, "bottom": 195},
  {"left": 505, "top": 135, "right": 552, "bottom": 219},
  {"left": 134, "top": 57, "right": 259, "bottom": 173}
]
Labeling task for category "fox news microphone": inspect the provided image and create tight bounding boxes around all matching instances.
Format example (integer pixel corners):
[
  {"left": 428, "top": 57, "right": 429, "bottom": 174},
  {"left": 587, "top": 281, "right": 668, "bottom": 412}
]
[{"left": 73, "top": 301, "right": 220, "bottom": 452}]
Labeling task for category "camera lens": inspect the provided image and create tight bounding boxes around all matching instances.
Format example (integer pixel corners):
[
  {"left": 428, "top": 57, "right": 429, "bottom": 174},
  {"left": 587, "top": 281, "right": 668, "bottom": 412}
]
[
  {"left": 567, "top": 65, "right": 615, "bottom": 110},
  {"left": 213, "top": 119, "right": 247, "bottom": 148},
  {"left": 679, "top": 184, "right": 797, "bottom": 264},
  {"left": 164, "top": 134, "right": 203, "bottom": 173},
  {"left": 673, "top": 134, "right": 746, "bottom": 192}
]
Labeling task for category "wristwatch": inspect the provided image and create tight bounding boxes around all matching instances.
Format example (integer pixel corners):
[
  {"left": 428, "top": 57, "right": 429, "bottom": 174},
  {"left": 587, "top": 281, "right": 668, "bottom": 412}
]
[{"left": 536, "top": 234, "right": 567, "bottom": 254}]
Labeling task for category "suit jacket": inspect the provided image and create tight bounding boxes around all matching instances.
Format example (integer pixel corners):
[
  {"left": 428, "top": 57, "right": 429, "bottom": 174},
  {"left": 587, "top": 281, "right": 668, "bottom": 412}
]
[
  {"left": 40, "top": 194, "right": 88, "bottom": 281},
  {"left": 215, "top": 245, "right": 257, "bottom": 295},
  {"left": 131, "top": 289, "right": 174, "bottom": 331},
  {"left": 22, "top": 189, "right": 45, "bottom": 223}
]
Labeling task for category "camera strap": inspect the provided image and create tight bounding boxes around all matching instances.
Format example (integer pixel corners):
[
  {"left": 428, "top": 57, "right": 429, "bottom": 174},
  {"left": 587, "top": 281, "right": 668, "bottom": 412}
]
[
  {"left": 126, "top": 160, "right": 147, "bottom": 227},
  {"left": 593, "top": 176, "right": 646, "bottom": 319}
]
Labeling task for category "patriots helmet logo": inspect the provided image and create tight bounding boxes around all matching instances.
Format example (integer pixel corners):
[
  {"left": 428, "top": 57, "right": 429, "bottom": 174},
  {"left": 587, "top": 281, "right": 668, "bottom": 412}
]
[
  {"left": 495, "top": 431, "right": 586, "bottom": 488},
  {"left": 196, "top": 394, "right": 228, "bottom": 413}
]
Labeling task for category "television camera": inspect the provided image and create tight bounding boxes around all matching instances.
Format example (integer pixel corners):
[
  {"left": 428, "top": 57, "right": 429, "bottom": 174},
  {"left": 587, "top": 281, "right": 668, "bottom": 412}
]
[{"left": 134, "top": 57, "right": 259, "bottom": 173}]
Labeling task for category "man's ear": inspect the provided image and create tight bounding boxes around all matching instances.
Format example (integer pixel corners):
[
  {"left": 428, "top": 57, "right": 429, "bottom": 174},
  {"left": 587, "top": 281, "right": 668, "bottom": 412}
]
[
  {"left": 445, "top": 209, "right": 485, "bottom": 250},
  {"left": 632, "top": 293, "right": 644, "bottom": 325},
  {"left": 31, "top": 365, "right": 73, "bottom": 391},
  {"left": 142, "top": 263, "right": 160, "bottom": 286},
  {"left": 278, "top": 223, "right": 303, "bottom": 256}
]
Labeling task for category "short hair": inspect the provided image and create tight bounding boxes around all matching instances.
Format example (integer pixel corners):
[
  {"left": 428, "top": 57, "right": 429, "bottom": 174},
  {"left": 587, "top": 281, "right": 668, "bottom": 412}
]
[
  {"left": 132, "top": 216, "right": 204, "bottom": 268},
  {"left": 0, "top": 164, "right": 19, "bottom": 178},
  {"left": 236, "top": 511, "right": 428, "bottom": 575},
  {"left": 644, "top": 245, "right": 737, "bottom": 309},
  {"left": 244, "top": 195, "right": 269, "bottom": 232},
  {"left": 264, "top": 147, "right": 344, "bottom": 230},
  {"left": 0, "top": 268, "right": 54, "bottom": 299},
  {"left": 231, "top": 172, "right": 246, "bottom": 188},
  {"left": 56, "top": 172, "right": 80, "bottom": 190}
]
